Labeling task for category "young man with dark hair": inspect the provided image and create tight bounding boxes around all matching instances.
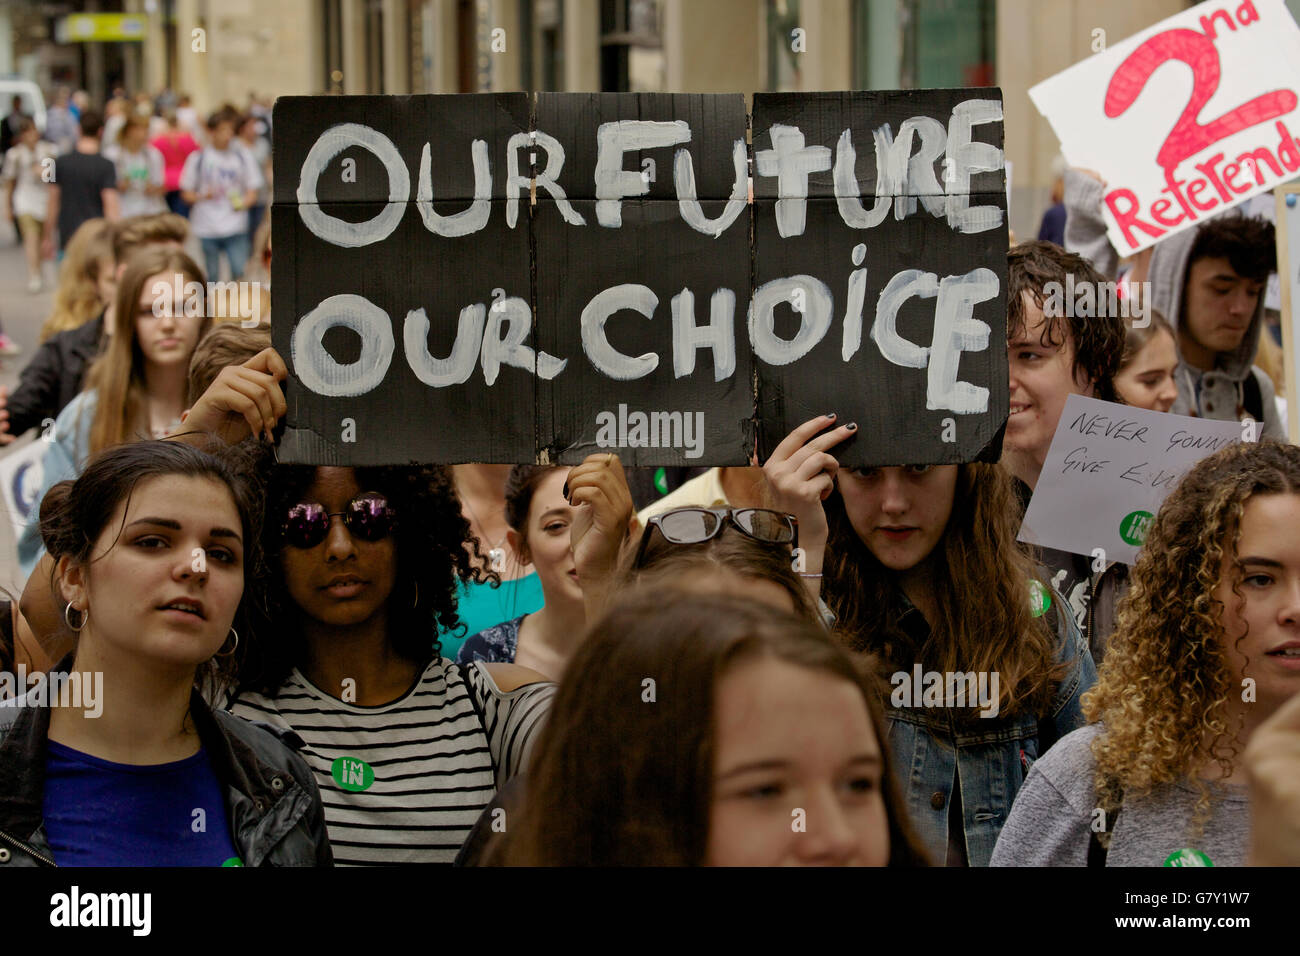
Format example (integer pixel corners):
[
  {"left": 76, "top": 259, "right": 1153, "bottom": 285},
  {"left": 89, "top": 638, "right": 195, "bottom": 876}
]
[
  {"left": 1005, "top": 240, "right": 1128, "bottom": 659},
  {"left": 180, "top": 107, "right": 262, "bottom": 280},
  {"left": 1004, "top": 241, "right": 1127, "bottom": 491},
  {"left": 1065, "top": 170, "right": 1283, "bottom": 439},
  {"left": 42, "top": 109, "right": 120, "bottom": 258}
]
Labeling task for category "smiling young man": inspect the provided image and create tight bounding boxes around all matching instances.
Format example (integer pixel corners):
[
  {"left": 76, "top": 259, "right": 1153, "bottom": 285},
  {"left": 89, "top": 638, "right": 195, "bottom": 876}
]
[
  {"left": 1065, "top": 171, "right": 1282, "bottom": 439},
  {"left": 1004, "top": 241, "right": 1126, "bottom": 645},
  {"left": 1004, "top": 242, "right": 1126, "bottom": 493}
]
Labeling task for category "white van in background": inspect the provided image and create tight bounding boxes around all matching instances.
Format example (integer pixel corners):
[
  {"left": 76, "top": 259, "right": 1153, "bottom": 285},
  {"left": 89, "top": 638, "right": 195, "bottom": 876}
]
[{"left": 0, "top": 78, "right": 46, "bottom": 133}]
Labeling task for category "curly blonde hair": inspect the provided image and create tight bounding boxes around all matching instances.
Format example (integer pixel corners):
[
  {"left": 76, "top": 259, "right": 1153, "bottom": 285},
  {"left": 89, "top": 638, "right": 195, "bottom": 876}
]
[{"left": 1085, "top": 440, "right": 1300, "bottom": 840}]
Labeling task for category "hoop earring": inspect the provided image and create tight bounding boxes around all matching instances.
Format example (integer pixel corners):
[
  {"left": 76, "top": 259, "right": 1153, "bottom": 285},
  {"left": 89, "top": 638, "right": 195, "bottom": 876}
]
[
  {"left": 216, "top": 627, "right": 239, "bottom": 658},
  {"left": 412, "top": 582, "right": 419, "bottom": 608},
  {"left": 64, "top": 603, "right": 87, "bottom": 632}
]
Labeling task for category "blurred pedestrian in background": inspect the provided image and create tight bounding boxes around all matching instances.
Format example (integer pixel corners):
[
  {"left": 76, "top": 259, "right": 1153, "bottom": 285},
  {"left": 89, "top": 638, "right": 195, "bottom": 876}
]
[
  {"left": 3, "top": 118, "right": 57, "bottom": 293},
  {"left": 113, "top": 115, "right": 167, "bottom": 218}
]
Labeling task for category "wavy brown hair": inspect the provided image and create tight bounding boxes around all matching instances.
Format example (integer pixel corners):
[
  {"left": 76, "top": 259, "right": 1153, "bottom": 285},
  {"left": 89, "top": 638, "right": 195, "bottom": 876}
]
[
  {"left": 500, "top": 591, "right": 930, "bottom": 866},
  {"left": 41, "top": 218, "right": 113, "bottom": 341},
  {"left": 82, "top": 247, "right": 209, "bottom": 457},
  {"left": 824, "top": 463, "right": 1063, "bottom": 720},
  {"left": 1085, "top": 440, "right": 1300, "bottom": 840}
]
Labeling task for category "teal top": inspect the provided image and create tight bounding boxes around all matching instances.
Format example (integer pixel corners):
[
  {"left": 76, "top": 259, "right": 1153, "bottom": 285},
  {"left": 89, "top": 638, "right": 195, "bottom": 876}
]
[{"left": 440, "top": 572, "right": 545, "bottom": 660}]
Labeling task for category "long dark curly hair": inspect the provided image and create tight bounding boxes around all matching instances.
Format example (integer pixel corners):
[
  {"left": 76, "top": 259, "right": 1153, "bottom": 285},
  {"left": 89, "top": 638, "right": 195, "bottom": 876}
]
[{"left": 240, "top": 463, "right": 496, "bottom": 694}]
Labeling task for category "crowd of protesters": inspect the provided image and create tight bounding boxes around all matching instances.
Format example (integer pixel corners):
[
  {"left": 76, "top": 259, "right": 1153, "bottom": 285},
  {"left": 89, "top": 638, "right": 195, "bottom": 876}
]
[
  {"left": 0, "top": 88, "right": 1299, "bottom": 867},
  {"left": 0, "top": 86, "right": 271, "bottom": 357}
]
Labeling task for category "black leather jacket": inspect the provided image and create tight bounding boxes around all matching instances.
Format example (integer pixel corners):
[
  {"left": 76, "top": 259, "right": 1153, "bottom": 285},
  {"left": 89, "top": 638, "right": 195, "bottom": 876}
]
[
  {"left": 5, "top": 314, "right": 104, "bottom": 439},
  {"left": 0, "top": 681, "right": 333, "bottom": 867}
]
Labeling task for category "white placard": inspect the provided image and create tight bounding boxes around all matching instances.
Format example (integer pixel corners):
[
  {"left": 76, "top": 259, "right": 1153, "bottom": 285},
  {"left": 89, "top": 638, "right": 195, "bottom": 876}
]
[
  {"left": 1029, "top": 0, "right": 1300, "bottom": 257},
  {"left": 1018, "top": 395, "right": 1245, "bottom": 565},
  {"left": 1275, "top": 184, "right": 1300, "bottom": 442},
  {"left": 0, "top": 439, "right": 46, "bottom": 543}
]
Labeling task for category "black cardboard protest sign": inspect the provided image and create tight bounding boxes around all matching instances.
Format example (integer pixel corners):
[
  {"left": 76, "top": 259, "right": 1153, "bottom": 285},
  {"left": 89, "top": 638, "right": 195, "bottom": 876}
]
[
  {"left": 534, "top": 93, "right": 753, "bottom": 465},
  {"left": 273, "top": 94, "right": 534, "bottom": 465},
  {"left": 752, "top": 90, "right": 1008, "bottom": 464},
  {"left": 273, "top": 90, "right": 1008, "bottom": 467}
]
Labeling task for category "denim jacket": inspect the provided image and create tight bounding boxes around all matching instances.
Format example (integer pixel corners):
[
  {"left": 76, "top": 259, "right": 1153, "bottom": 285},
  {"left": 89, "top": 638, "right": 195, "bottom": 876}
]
[{"left": 882, "top": 585, "right": 1097, "bottom": 867}]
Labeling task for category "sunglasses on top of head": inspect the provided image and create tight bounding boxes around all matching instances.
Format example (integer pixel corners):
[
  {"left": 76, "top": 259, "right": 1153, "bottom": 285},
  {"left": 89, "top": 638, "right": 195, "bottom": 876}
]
[
  {"left": 281, "top": 492, "right": 397, "bottom": 549},
  {"left": 634, "top": 507, "right": 798, "bottom": 568}
]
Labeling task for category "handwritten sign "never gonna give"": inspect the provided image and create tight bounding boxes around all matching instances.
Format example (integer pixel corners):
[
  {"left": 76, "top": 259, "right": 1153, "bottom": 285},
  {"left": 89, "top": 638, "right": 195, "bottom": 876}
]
[
  {"left": 1019, "top": 395, "right": 1245, "bottom": 565},
  {"left": 272, "top": 91, "right": 1009, "bottom": 466}
]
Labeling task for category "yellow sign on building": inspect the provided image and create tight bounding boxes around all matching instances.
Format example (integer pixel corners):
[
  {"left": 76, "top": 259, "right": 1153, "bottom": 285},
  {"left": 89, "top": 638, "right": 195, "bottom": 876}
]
[{"left": 57, "top": 13, "right": 148, "bottom": 43}]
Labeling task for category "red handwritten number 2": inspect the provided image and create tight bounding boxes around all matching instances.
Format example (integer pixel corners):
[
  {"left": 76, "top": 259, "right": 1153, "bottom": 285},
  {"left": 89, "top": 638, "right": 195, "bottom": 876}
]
[{"left": 1104, "top": 28, "right": 1296, "bottom": 175}]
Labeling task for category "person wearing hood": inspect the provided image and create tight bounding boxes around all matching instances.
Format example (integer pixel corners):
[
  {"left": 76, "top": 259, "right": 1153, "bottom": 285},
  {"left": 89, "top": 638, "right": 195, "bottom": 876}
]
[{"left": 1063, "top": 169, "right": 1283, "bottom": 440}]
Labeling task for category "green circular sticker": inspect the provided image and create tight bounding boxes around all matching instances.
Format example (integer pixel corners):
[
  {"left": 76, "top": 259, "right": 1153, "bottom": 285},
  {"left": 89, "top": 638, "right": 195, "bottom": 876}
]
[
  {"left": 1119, "top": 510, "right": 1155, "bottom": 547},
  {"left": 331, "top": 756, "right": 375, "bottom": 792},
  {"left": 221, "top": 857, "right": 244, "bottom": 867},
  {"left": 1029, "top": 580, "right": 1051, "bottom": 618},
  {"left": 654, "top": 467, "right": 668, "bottom": 496},
  {"left": 1163, "top": 848, "right": 1214, "bottom": 867}
]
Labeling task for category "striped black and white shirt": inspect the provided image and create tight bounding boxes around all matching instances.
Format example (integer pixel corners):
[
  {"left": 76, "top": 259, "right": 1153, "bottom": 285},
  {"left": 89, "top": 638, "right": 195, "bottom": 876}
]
[{"left": 229, "top": 659, "right": 554, "bottom": 865}]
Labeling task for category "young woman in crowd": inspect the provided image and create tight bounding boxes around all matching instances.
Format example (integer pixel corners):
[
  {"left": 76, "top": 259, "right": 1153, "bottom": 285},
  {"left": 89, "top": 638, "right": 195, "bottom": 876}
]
[
  {"left": 16, "top": 247, "right": 210, "bottom": 576},
  {"left": 223, "top": 461, "right": 555, "bottom": 865},
  {"left": 497, "top": 592, "right": 929, "bottom": 866},
  {"left": 151, "top": 109, "right": 200, "bottom": 218},
  {"left": 447, "top": 464, "right": 544, "bottom": 658},
  {"left": 0, "top": 440, "right": 332, "bottom": 866},
  {"left": 455, "top": 475, "right": 821, "bottom": 865},
  {"left": 992, "top": 440, "right": 1300, "bottom": 866},
  {"left": 762, "top": 414, "right": 1097, "bottom": 867},
  {"left": 1113, "top": 310, "right": 1179, "bottom": 414},
  {"left": 2, "top": 118, "right": 56, "bottom": 294},
  {"left": 113, "top": 114, "right": 167, "bottom": 218},
  {"left": 457, "top": 465, "right": 589, "bottom": 680},
  {"left": 40, "top": 217, "right": 114, "bottom": 341}
]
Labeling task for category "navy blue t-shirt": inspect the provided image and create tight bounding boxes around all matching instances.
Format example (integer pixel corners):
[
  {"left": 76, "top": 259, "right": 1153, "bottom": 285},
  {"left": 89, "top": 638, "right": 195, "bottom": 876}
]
[{"left": 42, "top": 741, "right": 241, "bottom": 866}]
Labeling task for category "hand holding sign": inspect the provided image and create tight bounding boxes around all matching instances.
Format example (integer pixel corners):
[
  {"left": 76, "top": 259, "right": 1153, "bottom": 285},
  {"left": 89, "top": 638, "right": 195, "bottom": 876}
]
[
  {"left": 761, "top": 413, "right": 857, "bottom": 596},
  {"left": 567, "top": 453, "right": 636, "bottom": 620},
  {"left": 567, "top": 452, "right": 636, "bottom": 579},
  {"left": 179, "top": 347, "right": 288, "bottom": 446}
]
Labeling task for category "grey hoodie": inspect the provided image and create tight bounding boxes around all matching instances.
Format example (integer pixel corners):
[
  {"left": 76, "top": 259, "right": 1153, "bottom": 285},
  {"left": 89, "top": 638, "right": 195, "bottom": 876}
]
[{"left": 1063, "top": 170, "right": 1282, "bottom": 440}]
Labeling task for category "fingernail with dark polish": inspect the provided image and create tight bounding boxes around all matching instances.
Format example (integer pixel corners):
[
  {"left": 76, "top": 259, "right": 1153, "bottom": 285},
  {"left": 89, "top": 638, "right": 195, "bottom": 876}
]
[
  {"left": 847, "top": 422, "right": 858, "bottom": 431},
  {"left": 827, "top": 412, "right": 836, "bottom": 419},
  {"left": 562, "top": 481, "right": 569, "bottom": 499}
]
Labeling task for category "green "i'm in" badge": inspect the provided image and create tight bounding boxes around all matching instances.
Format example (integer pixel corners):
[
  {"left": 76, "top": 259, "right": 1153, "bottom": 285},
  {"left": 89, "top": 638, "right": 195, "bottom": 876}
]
[
  {"left": 1163, "top": 848, "right": 1213, "bottom": 867},
  {"left": 1119, "top": 510, "right": 1154, "bottom": 547},
  {"left": 331, "top": 756, "right": 375, "bottom": 792}
]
